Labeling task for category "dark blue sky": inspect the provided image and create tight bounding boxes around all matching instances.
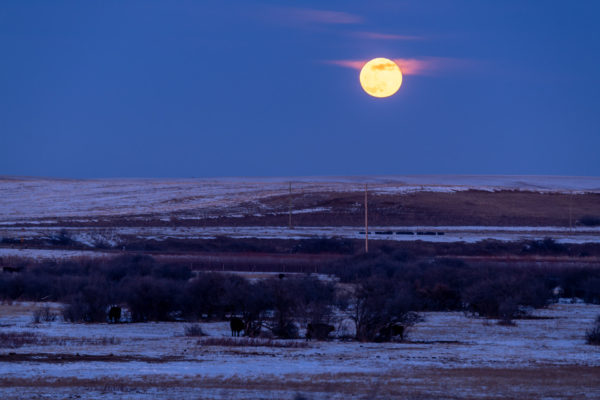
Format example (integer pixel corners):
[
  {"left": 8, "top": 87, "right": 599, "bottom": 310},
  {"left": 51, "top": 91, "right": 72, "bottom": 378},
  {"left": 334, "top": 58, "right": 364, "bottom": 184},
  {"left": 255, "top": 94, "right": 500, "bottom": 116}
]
[{"left": 1, "top": 1, "right": 599, "bottom": 178}]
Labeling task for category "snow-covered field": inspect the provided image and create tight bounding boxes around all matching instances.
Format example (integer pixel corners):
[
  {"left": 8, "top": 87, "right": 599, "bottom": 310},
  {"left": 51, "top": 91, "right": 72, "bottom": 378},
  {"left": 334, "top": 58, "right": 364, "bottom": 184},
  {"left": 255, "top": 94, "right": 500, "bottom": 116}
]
[
  {"left": 1, "top": 225, "right": 599, "bottom": 260},
  {"left": 1, "top": 176, "right": 598, "bottom": 256},
  {"left": 0, "top": 302, "right": 598, "bottom": 399},
  {"left": 2, "top": 175, "right": 599, "bottom": 223}
]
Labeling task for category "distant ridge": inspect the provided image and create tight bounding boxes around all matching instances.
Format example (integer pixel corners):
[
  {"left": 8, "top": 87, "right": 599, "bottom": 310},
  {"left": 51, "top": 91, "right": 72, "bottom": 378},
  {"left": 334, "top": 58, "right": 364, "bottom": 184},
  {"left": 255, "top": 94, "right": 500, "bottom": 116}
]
[{"left": 1, "top": 175, "right": 599, "bottom": 192}]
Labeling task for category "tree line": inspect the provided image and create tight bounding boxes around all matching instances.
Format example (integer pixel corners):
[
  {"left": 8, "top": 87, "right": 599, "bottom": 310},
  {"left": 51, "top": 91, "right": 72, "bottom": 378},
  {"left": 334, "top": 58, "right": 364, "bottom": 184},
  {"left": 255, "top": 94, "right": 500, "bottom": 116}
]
[{"left": 0, "top": 252, "right": 599, "bottom": 341}]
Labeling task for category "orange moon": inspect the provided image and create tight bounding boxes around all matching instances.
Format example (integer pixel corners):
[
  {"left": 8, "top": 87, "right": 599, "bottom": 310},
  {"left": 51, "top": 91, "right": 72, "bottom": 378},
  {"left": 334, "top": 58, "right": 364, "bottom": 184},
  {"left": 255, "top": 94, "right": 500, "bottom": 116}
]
[{"left": 359, "top": 58, "right": 403, "bottom": 98}]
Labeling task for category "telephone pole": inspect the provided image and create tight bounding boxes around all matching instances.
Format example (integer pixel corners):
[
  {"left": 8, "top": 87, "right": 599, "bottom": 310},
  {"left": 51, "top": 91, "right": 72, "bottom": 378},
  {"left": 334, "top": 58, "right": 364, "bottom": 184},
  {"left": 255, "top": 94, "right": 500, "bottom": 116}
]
[
  {"left": 364, "top": 183, "right": 369, "bottom": 253},
  {"left": 288, "top": 182, "right": 293, "bottom": 229},
  {"left": 569, "top": 191, "right": 573, "bottom": 231}
]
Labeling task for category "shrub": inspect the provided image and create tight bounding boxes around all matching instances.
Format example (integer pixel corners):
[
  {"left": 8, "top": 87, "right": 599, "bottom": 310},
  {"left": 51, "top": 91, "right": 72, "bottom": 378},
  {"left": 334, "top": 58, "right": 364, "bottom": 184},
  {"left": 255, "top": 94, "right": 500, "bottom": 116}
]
[
  {"left": 582, "top": 277, "right": 600, "bottom": 304},
  {"left": 182, "top": 273, "right": 229, "bottom": 320},
  {"left": 122, "top": 277, "right": 183, "bottom": 322},
  {"left": 349, "top": 276, "right": 418, "bottom": 342},
  {"left": 62, "top": 285, "right": 110, "bottom": 323},
  {"left": 48, "top": 229, "right": 75, "bottom": 246},
  {"left": 579, "top": 215, "right": 600, "bottom": 227},
  {"left": 522, "top": 238, "right": 566, "bottom": 255},
  {"left": 184, "top": 324, "right": 207, "bottom": 337},
  {"left": 497, "top": 297, "right": 519, "bottom": 325},
  {"left": 586, "top": 316, "right": 600, "bottom": 345},
  {"left": 32, "top": 306, "right": 57, "bottom": 323}
]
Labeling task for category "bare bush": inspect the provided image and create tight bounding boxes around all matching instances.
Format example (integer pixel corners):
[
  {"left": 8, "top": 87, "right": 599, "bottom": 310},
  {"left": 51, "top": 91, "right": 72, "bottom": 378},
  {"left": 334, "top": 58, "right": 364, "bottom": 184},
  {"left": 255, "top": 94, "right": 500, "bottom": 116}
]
[
  {"left": 32, "top": 306, "right": 57, "bottom": 324},
  {"left": 184, "top": 324, "right": 207, "bottom": 337},
  {"left": 122, "top": 277, "right": 183, "bottom": 322},
  {"left": 586, "top": 316, "right": 600, "bottom": 345},
  {"left": 48, "top": 229, "right": 75, "bottom": 246},
  {"left": 349, "top": 275, "right": 418, "bottom": 342},
  {"left": 62, "top": 286, "right": 110, "bottom": 323}
]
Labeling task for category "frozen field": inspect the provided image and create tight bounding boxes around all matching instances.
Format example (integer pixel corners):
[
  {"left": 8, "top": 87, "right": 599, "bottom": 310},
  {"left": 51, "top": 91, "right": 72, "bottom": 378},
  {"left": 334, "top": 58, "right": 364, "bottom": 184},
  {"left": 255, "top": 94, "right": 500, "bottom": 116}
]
[
  {"left": 2, "top": 175, "right": 599, "bottom": 224},
  {"left": 2, "top": 225, "right": 600, "bottom": 261},
  {"left": 0, "top": 301, "right": 598, "bottom": 399},
  {"left": 1, "top": 223, "right": 600, "bottom": 255}
]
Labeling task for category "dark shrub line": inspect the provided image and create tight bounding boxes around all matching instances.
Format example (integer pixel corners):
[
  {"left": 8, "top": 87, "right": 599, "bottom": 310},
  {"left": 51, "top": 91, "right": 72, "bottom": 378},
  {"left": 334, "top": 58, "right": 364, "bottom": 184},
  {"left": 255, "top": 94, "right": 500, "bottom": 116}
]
[{"left": 1, "top": 252, "right": 599, "bottom": 341}]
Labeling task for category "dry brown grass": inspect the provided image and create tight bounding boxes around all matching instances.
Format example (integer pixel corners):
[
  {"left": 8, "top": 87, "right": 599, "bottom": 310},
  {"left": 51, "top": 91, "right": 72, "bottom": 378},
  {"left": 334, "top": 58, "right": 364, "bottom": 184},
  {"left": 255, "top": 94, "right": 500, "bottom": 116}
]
[
  {"left": 26, "top": 190, "right": 600, "bottom": 228},
  {"left": 197, "top": 337, "right": 308, "bottom": 348},
  {"left": 0, "top": 332, "right": 121, "bottom": 348},
  {"left": 0, "top": 353, "right": 180, "bottom": 363},
  {"left": 0, "top": 366, "right": 597, "bottom": 399},
  {"left": 170, "top": 190, "right": 600, "bottom": 227}
]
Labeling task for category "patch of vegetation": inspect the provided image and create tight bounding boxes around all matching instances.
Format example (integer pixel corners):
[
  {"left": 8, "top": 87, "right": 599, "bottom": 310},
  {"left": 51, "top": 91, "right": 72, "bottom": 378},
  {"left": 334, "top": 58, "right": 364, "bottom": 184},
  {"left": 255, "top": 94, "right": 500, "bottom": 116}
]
[
  {"left": 579, "top": 215, "right": 600, "bottom": 227},
  {"left": 586, "top": 316, "right": 600, "bottom": 345},
  {"left": 32, "top": 306, "right": 57, "bottom": 323},
  {"left": 1, "top": 251, "right": 600, "bottom": 341},
  {"left": 197, "top": 337, "right": 307, "bottom": 348},
  {"left": 184, "top": 324, "right": 207, "bottom": 337}
]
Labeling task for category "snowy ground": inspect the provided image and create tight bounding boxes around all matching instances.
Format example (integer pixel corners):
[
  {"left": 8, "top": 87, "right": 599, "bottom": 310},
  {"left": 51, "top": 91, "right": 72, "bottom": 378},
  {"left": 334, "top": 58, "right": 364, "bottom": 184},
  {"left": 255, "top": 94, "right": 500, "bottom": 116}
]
[
  {"left": 2, "top": 175, "right": 599, "bottom": 224},
  {"left": 2, "top": 228, "right": 599, "bottom": 261},
  {"left": 0, "top": 302, "right": 598, "bottom": 399},
  {"left": 2, "top": 176, "right": 598, "bottom": 258},
  {"left": 1, "top": 225, "right": 599, "bottom": 261}
]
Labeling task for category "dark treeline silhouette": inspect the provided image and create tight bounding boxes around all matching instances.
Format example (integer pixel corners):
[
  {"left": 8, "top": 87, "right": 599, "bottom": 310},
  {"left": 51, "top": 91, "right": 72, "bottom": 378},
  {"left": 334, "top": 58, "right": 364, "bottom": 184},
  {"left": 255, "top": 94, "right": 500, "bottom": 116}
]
[
  {"left": 325, "top": 248, "right": 600, "bottom": 319},
  {"left": 0, "top": 255, "right": 335, "bottom": 338},
  {"left": 579, "top": 215, "right": 600, "bottom": 227},
  {"left": 6, "top": 234, "right": 600, "bottom": 259},
  {"left": 587, "top": 316, "right": 600, "bottom": 345},
  {"left": 0, "top": 252, "right": 599, "bottom": 340}
]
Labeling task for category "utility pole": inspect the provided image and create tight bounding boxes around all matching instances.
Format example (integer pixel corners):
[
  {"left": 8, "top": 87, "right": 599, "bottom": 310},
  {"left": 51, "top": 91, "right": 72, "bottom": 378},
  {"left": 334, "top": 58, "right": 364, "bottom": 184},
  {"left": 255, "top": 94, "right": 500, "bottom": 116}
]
[
  {"left": 569, "top": 191, "right": 573, "bottom": 232},
  {"left": 288, "top": 182, "right": 293, "bottom": 229},
  {"left": 364, "top": 183, "right": 369, "bottom": 253}
]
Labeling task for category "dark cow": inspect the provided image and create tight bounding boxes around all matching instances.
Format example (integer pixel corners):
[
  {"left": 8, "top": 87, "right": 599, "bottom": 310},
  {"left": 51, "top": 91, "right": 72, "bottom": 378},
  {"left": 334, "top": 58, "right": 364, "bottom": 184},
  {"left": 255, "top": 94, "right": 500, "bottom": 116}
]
[
  {"left": 230, "top": 317, "right": 244, "bottom": 337},
  {"left": 108, "top": 306, "right": 121, "bottom": 324},
  {"left": 378, "top": 324, "right": 404, "bottom": 341},
  {"left": 306, "top": 323, "right": 335, "bottom": 341}
]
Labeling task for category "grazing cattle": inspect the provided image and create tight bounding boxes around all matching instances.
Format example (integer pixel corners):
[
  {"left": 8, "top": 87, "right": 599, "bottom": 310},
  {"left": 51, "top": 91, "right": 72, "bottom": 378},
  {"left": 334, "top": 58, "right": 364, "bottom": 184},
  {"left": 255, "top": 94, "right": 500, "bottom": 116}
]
[
  {"left": 108, "top": 306, "right": 121, "bottom": 324},
  {"left": 230, "top": 317, "right": 244, "bottom": 337},
  {"left": 378, "top": 324, "right": 404, "bottom": 341},
  {"left": 306, "top": 323, "right": 335, "bottom": 341}
]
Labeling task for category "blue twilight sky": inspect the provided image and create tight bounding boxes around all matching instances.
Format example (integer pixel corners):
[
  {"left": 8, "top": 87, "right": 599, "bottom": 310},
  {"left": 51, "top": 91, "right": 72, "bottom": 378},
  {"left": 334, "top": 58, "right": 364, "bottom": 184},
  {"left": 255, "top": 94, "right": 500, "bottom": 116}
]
[{"left": 1, "top": 1, "right": 599, "bottom": 178}]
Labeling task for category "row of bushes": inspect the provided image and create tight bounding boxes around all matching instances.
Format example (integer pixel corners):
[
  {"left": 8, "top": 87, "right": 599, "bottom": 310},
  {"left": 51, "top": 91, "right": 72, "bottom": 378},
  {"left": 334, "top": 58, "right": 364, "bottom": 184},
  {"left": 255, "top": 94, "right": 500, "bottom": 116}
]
[
  {"left": 1, "top": 252, "right": 600, "bottom": 340},
  {"left": 0, "top": 255, "right": 338, "bottom": 338},
  {"left": 328, "top": 251, "right": 600, "bottom": 328},
  {"left": 5, "top": 232, "right": 600, "bottom": 258}
]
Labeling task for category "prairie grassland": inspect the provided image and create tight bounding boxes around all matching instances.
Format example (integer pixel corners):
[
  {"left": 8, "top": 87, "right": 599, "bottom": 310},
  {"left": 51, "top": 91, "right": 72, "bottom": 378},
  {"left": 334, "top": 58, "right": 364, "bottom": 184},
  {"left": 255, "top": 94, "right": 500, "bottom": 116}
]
[
  {"left": 0, "top": 301, "right": 598, "bottom": 399},
  {"left": 1, "top": 176, "right": 599, "bottom": 227}
]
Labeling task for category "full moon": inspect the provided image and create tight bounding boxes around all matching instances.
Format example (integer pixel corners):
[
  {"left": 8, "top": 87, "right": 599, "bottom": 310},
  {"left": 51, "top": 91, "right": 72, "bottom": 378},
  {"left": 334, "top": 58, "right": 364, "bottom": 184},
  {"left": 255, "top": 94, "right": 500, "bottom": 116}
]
[{"left": 359, "top": 58, "right": 403, "bottom": 98}]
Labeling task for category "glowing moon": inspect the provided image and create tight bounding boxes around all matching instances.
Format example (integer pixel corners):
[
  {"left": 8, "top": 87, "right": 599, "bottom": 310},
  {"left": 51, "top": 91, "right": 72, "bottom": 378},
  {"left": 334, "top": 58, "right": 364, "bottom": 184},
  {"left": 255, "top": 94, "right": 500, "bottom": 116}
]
[{"left": 359, "top": 58, "right": 403, "bottom": 98}]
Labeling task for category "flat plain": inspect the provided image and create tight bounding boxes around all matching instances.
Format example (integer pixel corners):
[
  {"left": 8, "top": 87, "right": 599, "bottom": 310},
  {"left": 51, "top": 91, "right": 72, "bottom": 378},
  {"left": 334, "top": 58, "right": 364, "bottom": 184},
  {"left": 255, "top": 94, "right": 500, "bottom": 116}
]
[
  {"left": 0, "top": 301, "right": 598, "bottom": 399},
  {"left": 1, "top": 175, "right": 600, "bottom": 399}
]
